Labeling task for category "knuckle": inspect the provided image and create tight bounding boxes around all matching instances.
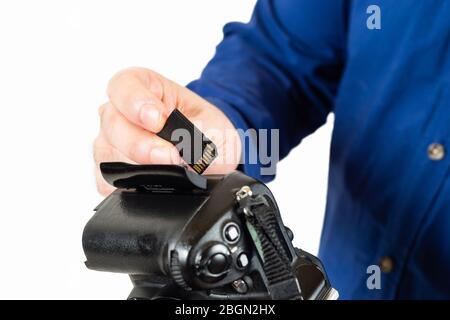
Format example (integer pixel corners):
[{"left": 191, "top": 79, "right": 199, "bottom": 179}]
[
  {"left": 97, "top": 103, "right": 108, "bottom": 117},
  {"left": 107, "top": 67, "right": 158, "bottom": 97},
  {"left": 92, "top": 136, "right": 100, "bottom": 151},
  {"left": 108, "top": 67, "right": 147, "bottom": 90},
  {"left": 92, "top": 139, "right": 102, "bottom": 163},
  {"left": 99, "top": 106, "right": 117, "bottom": 138},
  {"left": 93, "top": 140, "right": 114, "bottom": 164},
  {"left": 128, "top": 139, "right": 151, "bottom": 163}
]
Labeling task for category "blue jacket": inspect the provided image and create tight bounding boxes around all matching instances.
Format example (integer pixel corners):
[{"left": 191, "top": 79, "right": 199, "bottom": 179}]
[{"left": 187, "top": 0, "right": 450, "bottom": 299}]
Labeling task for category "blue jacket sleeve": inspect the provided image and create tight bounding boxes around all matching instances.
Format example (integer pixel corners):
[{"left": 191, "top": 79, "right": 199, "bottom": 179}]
[{"left": 187, "top": 0, "right": 348, "bottom": 182}]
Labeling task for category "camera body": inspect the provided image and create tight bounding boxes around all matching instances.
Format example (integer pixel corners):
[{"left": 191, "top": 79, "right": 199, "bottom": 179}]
[{"left": 82, "top": 163, "right": 337, "bottom": 300}]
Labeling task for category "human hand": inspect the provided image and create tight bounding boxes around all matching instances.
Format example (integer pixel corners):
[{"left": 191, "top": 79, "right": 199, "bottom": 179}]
[{"left": 93, "top": 67, "right": 241, "bottom": 195}]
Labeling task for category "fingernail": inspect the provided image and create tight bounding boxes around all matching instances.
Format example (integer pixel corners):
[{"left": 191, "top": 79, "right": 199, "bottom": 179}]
[
  {"left": 150, "top": 147, "right": 172, "bottom": 163},
  {"left": 140, "top": 104, "right": 161, "bottom": 131}
]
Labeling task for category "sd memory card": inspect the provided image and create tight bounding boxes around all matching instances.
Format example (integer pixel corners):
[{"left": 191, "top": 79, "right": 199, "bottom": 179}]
[{"left": 157, "top": 109, "right": 217, "bottom": 174}]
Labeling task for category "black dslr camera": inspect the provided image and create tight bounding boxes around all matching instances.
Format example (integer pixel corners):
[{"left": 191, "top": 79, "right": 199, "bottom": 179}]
[{"left": 82, "top": 162, "right": 338, "bottom": 300}]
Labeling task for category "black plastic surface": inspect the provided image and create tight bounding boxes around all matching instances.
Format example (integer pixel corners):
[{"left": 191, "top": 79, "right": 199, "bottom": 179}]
[{"left": 100, "top": 162, "right": 207, "bottom": 190}]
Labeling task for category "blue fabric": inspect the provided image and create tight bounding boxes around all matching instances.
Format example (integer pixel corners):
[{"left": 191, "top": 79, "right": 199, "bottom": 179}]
[{"left": 187, "top": 0, "right": 450, "bottom": 299}]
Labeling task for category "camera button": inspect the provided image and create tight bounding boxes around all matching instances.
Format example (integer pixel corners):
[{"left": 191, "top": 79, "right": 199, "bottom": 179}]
[
  {"left": 207, "top": 253, "right": 229, "bottom": 274},
  {"left": 237, "top": 252, "right": 249, "bottom": 268},
  {"left": 224, "top": 222, "right": 240, "bottom": 243}
]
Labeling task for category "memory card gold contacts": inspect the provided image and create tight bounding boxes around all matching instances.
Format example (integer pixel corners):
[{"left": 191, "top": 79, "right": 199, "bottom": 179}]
[{"left": 157, "top": 109, "right": 217, "bottom": 174}]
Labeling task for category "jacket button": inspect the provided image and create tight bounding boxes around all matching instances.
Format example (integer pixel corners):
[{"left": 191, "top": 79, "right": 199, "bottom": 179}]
[
  {"left": 379, "top": 256, "right": 394, "bottom": 273},
  {"left": 428, "top": 143, "right": 445, "bottom": 161}
]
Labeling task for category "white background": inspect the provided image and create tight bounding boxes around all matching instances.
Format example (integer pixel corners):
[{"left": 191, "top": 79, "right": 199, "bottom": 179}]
[{"left": 0, "top": 0, "right": 333, "bottom": 299}]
